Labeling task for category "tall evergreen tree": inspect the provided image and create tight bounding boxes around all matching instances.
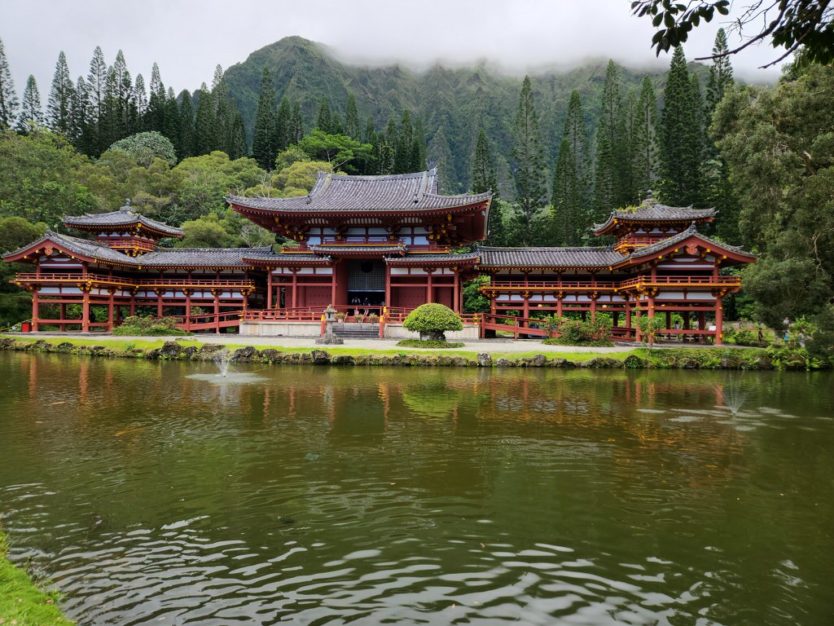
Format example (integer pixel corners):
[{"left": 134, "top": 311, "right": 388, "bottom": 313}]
[
  {"left": 178, "top": 90, "right": 195, "bottom": 158},
  {"left": 316, "top": 97, "right": 334, "bottom": 134},
  {"left": 252, "top": 68, "right": 277, "bottom": 169},
  {"left": 145, "top": 62, "right": 166, "bottom": 133},
  {"left": 705, "top": 28, "right": 734, "bottom": 116},
  {"left": 704, "top": 29, "right": 738, "bottom": 241},
  {"left": 70, "top": 76, "right": 92, "bottom": 152},
  {"left": 133, "top": 74, "right": 147, "bottom": 117},
  {"left": 394, "top": 110, "right": 415, "bottom": 173},
  {"left": 631, "top": 77, "right": 659, "bottom": 201},
  {"left": 659, "top": 46, "right": 704, "bottom": 206},
  {"left": 47, "top": 51, "right": 74, "bottom": 135},
  {"left": 194, "top": 83, "right": 215, "bottom": 155},
  {"left": 227, "top": 110, "right": 247, "bottom": 159},
  {"left": 593, "top": 60, "right": 632, "bottom": 218},
  {"left": 274, "top": 96, "right": 292, "bottom": 152},
  {"left": 110, "top": 50, "right": 134, "bottom": 139},
  {"left": 16, "top": 75, "right": 43, "bottom": 133},
  {"left": 163, "top": 87, "right": 181, "bottom": 156},
  {"left": 344, "top": 92, "right": 360, "bottom": 139},
  {"left": 289, "top": 101, "right": 304, "bottom": 145},
  {"left": 511, "top": 75, "right": 546, "bottom": 245},
  {"left": 86, "top": 46, "right": 108, "bottom": 153},
  {"left": 551, "top": 90, "right": 591, "bottom": 245},
  {"left": 471, "top": 127, "right": 504, "bottom": 245},
  {"left": 0, "top": 37, "right": 17, "bottom": 130}
]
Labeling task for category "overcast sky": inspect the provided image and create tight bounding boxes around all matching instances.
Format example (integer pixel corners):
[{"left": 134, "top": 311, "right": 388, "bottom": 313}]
[{"left": 3, "top": 0, "right": 784, "bottom": 98}]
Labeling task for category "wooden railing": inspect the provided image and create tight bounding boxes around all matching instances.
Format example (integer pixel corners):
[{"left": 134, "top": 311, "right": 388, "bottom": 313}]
[
  {"left": 484, "top": 274, "right": 742, "bottom": 293},
  {"left": 14, "top": 273, "right": 255, "bottom": 290}
]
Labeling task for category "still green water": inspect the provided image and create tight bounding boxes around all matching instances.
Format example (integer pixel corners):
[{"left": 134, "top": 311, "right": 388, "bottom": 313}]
[{"left": 0, "top": 353, "right": 832, "bottom": 625}]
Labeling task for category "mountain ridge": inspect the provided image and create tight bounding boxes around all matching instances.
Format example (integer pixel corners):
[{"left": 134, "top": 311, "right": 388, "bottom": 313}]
[{"left": 222, "top": 36, "right": 704, "bottom": 194}]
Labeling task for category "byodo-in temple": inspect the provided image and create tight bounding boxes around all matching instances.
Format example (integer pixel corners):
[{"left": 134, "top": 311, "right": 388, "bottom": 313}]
[{"left": 3, "top": 168, "right": 755, "bottom": 343}]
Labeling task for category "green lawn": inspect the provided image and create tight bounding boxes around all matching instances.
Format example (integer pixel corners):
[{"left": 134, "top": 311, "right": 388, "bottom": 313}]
[
  {"left": 1, "top": 335, "right": 632, "bottom": 363},
  {"left": 0, "top": 531, "right": 73, "bottom": 625}
]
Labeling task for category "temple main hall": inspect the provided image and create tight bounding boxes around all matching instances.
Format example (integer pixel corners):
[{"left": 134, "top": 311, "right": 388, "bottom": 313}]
[{"left": 3, "top": 168, "right": 754, "bottom": 343}]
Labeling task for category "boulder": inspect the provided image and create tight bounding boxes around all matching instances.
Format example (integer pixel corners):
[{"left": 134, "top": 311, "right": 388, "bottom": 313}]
[
  {"left": 331, "top": 355, "right": 355, "bottom": 366},
  {"left": 232, "top": 346, "right": 258, "bottom": 362},
  {"left": 477, "top": 353, "right": 493, "bottom": 368},
  {"left": 158, "top": 341, "right": 182, "bottom": 359},
  {"left": 582, "top": 357, "right": 623, "bottom": 369}
]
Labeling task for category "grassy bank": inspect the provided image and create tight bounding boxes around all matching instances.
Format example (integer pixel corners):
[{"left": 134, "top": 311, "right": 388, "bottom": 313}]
[
  {"left": 0, "top": 530, "right": 73, "bottom": 625},
  {"left": 1, "top": 335, "right": 827, "bottom": 370}
]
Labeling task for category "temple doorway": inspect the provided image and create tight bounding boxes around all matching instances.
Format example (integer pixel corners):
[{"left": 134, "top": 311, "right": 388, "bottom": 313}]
[{"left": 347, "top": 259, "right": 386, "bottom": 310}]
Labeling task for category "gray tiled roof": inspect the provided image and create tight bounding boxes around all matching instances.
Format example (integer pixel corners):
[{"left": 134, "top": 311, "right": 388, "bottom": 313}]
[
  {"left": 64, "top": 205, "right": 184, "bottom": 237},
  {"left": 227, "top": 169, "right": 491, "bottom": 213},
  {"left": 140, "top": 246, "right": 272, "bottom": 268},
  {"left": 626, "top": 225, "right": 754, "bottom": 260},
  {"left": 2, "top": 232, "right": 139, "bottom": 265},
  {"left": 242, "top": 250, "right": 332, "bottom": 264},
  {"left": 385, "top": 252, "right": 480, "bottom": 265},
  {"left": 2, "top": 231, "right": 268, "bottom": 268},
  {"left": 593, "top": 200, "right": 715, "bottom": 233},
  {"left": 477, "top": 246, "right": 625, "bottom": 268},
  {"left": 310, "top": 244, "right": 406, "bottom": 255}
]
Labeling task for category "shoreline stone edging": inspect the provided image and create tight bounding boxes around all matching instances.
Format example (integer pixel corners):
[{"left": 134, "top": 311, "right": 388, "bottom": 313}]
[{"left": 1, "top": 337, "right": 824, "bottom": 370}]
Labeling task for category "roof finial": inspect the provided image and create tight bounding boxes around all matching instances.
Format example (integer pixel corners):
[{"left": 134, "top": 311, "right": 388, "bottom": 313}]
[{"left": 121, "top": 198, "right": 131, "bottom": 211}]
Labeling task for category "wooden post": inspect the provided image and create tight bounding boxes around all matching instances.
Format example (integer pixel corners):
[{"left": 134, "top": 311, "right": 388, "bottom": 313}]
[
  {"left": 129, "top": 297, "right": 135, "bottom": 316},
  {"left": 522, "top": 293, "right": 529, "bottom": 321},
  {"left": 385, "top": 265, "right": 391, "bottom": 308},
  {"left": 556, "top": 294, "right": 563, "bottom": 319},
  {"left": 330, "top": 269, "right": 337, "bottom": 307},
  {"left": 213, "top": 291, "right": 220, "bottom": 334},
  {"left": 291, "top": 270, "right": 298, "bottom": 309},
  {"left": 590, "top": 295, "right": 597, "bottom": 321},
  {"left": 714, "top": 297, "right": 724, "bottom": 345},
  {"left": 267, "top": 271, "right": 273, "bottom": 309},
  {"left": 156, "top": 290, "right": 163, "bottom": 318},
  {"left": 31, "top": 289, "right": 39, "bottom": 332},
  {"left": 453, "top": 269, "right": 460, "bottom": 313},
  {"left": 82, "top": 288, "right": 90, "bottom": 333},
  {"left": 426, "top": 269, "right": 433, "bottom": 304},
  {"left": 184, "top": 290, "right": 191, "bottom": 331},
  {"left": 107, "top": 290, "right": 115, "bottom": 332},
  {"left": 665, "top": 311, "right": 671, "bottom": 329}
]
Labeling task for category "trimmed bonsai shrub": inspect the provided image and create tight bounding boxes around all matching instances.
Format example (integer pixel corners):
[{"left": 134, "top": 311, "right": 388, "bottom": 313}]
[{"left": 403, "top": 303, "right": 463, "bottom": 341}]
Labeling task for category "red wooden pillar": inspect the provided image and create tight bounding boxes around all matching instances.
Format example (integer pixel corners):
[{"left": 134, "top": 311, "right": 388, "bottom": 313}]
[
  {"left": 522, "top": 293, "right": 529, "bottom": 320},
  {"left": 625, "top": 299, "right": 632, "bottom": 332},
  {"left": 213, "top": 291, "right": 220, "bottom": 334},
  {"left": 426, "top": 269, "right": 433, "bottom": 304},
  {"left": 714, "top": 297, "right": 724, "bottom": 345},
  {"left": 31, "top": 289, "right": 40, "bottom": 332},
  {"left": 129, "top": 297, "right": 135, "bottom": 316},
  {"left": 156, "top": 290, "right": 163, "bottom": 318},
  {"left": 184, "top": 290, "right": 191, "bottom": 331},
  {"left": 330, "top": 269, "right": 337, "bottom": 307},
  {"left": 291, "top": 270, "right": 298, "bottom": 309},
  {"left": 267, "top": 271, "right": 273, "bottom": 309},
  {"left": 385, "top": 265, "right": 391, "bottom": 308},
  {"left": 81, "top": 288, "right": 90, "bottom": 333},
  {"left": 107, "top": 290, "right": 115, "bottom": 332},
  {"left": 453, "top": 269, "right": 460, "bottom": 313},
  {"left": 590, "top": 295, "right": 597, "bottom": 321},
  {"left": 556, "top": 294, "right": 563, "bottom": 319}
]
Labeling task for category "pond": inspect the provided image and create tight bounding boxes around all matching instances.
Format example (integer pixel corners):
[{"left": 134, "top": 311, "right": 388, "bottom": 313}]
[{"left": 0, "top": 353, "right": 832, "bottom": 625}]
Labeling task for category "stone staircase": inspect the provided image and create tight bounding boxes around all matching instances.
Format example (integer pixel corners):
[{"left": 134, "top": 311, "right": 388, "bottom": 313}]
[{"left": 332, "top": 323, "right": 380, "bottom": 339}]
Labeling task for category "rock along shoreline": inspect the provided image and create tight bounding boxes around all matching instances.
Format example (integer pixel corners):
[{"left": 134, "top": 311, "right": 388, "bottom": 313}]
[{"left": 1, "top": 337, "right": 824, "bottom": 370}]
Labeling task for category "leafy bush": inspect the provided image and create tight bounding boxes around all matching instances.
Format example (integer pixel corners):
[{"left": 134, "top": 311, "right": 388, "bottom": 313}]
[
  {"left": 396, "top": 339, "right": 465, "bottom": 349},
  {"left": 542, "top": 315, "right": 613, "bottom": 346},
  {"left": 403, "top": 303, "right": 463, "bottom": 341},
  {"left": 106, "top": 131, "right": 177, "bottom": 166},
  {"left": 113, "top": 315, "right": 186, "bottom": 336}
]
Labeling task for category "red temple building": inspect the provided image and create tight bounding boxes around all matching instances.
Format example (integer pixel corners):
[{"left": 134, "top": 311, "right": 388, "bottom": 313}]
[{"left": 3, "top": 169, "right": 754, "bottom": 343}]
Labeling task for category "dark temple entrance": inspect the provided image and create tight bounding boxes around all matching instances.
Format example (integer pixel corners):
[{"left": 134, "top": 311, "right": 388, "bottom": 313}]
[{"left": 347, "top": 259, "right": 386, "bottom": 307}]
